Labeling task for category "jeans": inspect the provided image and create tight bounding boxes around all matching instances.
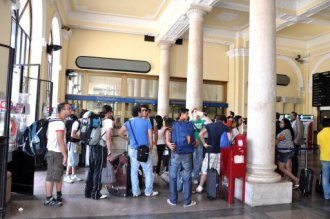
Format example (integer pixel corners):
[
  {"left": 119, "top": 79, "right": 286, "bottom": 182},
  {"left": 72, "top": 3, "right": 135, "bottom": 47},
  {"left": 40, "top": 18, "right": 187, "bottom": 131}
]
[
  {"left": 169, "top": 153, "right": 193, "bottom": 205},
  {"left": 193, "top": 144, "right": 203, "bottom": 181},
  {"left": 85, "top": 145, "right": 107, "bottom": 199},
  {"left": 321, "top": 161, "right": 330, "bottom": 200},
  {"left": 129, "top": 148, "right": 154, "bottom": 196}
]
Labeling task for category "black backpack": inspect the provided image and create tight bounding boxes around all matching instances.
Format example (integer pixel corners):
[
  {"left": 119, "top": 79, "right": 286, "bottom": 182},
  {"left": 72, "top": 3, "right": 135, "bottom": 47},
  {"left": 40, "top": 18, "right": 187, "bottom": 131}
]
[{"left": 65, "top": 115, "right": 80, "bottom": 143}]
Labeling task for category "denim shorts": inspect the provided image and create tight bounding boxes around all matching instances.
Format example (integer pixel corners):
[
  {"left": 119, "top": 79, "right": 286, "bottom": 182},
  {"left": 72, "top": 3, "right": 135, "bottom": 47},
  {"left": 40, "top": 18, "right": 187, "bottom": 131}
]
[{"left": 278, "top": 151, "right": 294, "bottom": 163}]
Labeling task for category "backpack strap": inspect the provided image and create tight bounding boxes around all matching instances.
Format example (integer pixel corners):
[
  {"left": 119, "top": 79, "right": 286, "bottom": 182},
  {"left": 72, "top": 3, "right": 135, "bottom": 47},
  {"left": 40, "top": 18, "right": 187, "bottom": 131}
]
[{"left": 128, "top": 120, "right": 139, "bottom": 146}]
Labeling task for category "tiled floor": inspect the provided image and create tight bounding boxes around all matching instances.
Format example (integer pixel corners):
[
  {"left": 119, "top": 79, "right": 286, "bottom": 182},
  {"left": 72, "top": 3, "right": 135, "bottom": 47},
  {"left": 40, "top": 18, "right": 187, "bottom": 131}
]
[{"left": 5, "top": 151, "right": 330, "bottom": 219}]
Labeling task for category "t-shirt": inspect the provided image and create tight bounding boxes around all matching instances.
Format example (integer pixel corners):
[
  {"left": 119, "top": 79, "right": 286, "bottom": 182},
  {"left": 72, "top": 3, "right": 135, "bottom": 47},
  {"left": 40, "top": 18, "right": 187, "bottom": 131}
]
[
  {"left": 276, "top": 129, "right": 294, "bottom": 153},
  {"left": 124, "top": 117, "right": 152, "bottom": 149},
  {"left": 317, "top": 127, "right": 330, "bottom": 161},
  {"left": 99, "top": 119, "right": 113, "bottom": 147},
  {"left": 47, "top": 116, "right": 65, "bottom": 153},
  {"left": 205, "top": 122, "right": 229, "bottom": 154},
  {"left": 192, "top": 119, "right": 206, "bottom": 145},
  {"left": 71, "top": 120, "right": 80, "bottom": 138}
]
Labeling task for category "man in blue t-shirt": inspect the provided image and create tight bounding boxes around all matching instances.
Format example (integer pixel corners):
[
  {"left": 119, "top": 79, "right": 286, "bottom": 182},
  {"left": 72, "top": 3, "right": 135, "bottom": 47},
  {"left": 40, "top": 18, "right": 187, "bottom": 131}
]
[
  {"left": 195, "top": 115, "right": 230, "bottom": 193},
  {"left": 118, "top": 105, "right": 158, "bottom": 197}
]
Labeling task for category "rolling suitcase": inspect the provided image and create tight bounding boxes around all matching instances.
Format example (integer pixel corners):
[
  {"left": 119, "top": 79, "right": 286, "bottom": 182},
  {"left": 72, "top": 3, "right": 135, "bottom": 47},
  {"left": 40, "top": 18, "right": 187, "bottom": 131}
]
[
  {"left": 206, "top": 153, "right": 219, "bottom": 199},
  {"left": 299, "top": 148, "right": 313, "bottom": 196},
  {"left": 108, "top": 152, "right": 131, "bottom": 197},
  {"left": 315, "top": 171, "right": 323, "bottom": 194}
]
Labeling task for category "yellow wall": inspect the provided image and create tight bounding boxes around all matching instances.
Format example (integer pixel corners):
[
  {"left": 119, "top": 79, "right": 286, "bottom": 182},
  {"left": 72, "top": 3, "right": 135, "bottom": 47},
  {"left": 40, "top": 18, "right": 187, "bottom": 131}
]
[{"left": 66, "top": 30, "right": 229, "bottom": 82}]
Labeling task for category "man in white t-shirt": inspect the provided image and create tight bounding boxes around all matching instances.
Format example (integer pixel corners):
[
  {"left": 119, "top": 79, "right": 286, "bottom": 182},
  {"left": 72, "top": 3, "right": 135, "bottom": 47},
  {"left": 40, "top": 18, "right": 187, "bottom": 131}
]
[
  {"left": 85, "top": 105, "right": 113, "bottom": 200},
  {"left": 44, "top": 102, "right": 70, "bottom": 207}
]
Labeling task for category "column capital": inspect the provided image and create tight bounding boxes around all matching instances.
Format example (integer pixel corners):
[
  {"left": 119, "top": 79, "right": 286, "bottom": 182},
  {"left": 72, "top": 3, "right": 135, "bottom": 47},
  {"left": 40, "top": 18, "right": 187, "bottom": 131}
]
[
  {"left": 186, "top": 5, "right": 210, "bottom": 21},
  {"left": 158, "top": 40, "right": 174, "bottom": 49},
  {"left": 227, "top": 48, "right": 249, "bottom": 58}
]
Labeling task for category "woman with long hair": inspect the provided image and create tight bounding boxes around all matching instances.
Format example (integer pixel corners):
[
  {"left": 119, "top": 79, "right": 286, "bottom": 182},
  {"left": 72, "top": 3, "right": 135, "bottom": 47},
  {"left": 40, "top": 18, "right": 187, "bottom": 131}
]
[{"left": 275, "top": 118, "right": 299, "bottom": 189}]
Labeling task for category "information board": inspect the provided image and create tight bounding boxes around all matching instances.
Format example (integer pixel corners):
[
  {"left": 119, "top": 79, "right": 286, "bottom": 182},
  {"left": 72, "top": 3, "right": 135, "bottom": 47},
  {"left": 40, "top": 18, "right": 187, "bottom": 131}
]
[{"left": 313, "top": 71, "right": 330, "bottom": 107}]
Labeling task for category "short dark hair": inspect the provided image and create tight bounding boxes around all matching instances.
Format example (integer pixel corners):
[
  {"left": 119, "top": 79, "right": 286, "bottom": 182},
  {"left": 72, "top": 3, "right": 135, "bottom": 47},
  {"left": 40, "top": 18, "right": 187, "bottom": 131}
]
[
  {"left": 178, "top": 108, "right": 189, "bottom": 115},
  {"left": 131, "top": 105, "right": 141, "bottom": 117},
  {"left": 214, "top": 115, "right": 227, "bottom": 123},
  {"left": 57, "top": 102, "right": 69, "bottom": 113},
  {"left": 100, "top": 105, "right": 113, "bottom": 118},
  {"left": 140, "top": 104, "right": 149, "bottom": 110},
  {"left": 291, "top": 111, "right": 298, "bottom": 116},
  {"left": 322, "top": 118, "right": 330, "bottom": 128}
]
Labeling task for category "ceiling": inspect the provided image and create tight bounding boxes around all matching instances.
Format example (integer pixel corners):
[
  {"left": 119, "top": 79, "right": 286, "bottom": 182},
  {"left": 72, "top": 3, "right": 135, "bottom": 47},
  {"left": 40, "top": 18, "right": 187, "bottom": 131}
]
[{"left": 56, "top": 0, "right": 330, "bottom": 47}]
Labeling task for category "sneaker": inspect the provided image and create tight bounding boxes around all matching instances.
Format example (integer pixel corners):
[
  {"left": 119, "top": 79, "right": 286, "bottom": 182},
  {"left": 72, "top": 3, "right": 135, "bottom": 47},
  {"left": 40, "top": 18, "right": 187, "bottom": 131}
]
[
  {"left": 133, "top": 193, "right": 141, "bottom": 197},
  {"left": 184, "top": 200, "right": 197, "bottom": 207},
  {"left": 193, "top": 180, "right": 199, "bottom": 185},
  {"left": 167, "top": 199, "right": 176, "bottom": 206},
  {"left": 56, "top": 195, "right": 62, "bottom": 203},
  {"left": 160, "top": 172, "right": 169, "bottom": 183},
  {"left": 100, "top": 194, "right": 107, "bottom": 199},
  {"left": 196, "top": 185, "right": 203, "bottom": 193},
  {"left": 63, "top": 175, "right": 74, "bottom": 183},
  {"left": 71, "top": 174, "right": 82, "bottom": 182},
  {"left": 44, "top": 197, "right": 62, "bottom": 207},
  {"left": 145, "top": 191, "right": 159, "bottom": 197}
]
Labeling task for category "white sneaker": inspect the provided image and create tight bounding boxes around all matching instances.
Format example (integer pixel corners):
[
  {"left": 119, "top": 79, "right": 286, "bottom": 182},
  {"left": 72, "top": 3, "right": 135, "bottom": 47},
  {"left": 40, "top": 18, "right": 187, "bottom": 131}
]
[
  {"left": 196, "top": 185, "right": 203, "bottom": 193},
  {"left": 64, "top": 175, "right": 74, "bottom": 183},
  {"left": 193, "top": 180, "right": 198, "bottom": 185},
  {"left": 71, "top": 174, "right": 82, "bottom": 182}
]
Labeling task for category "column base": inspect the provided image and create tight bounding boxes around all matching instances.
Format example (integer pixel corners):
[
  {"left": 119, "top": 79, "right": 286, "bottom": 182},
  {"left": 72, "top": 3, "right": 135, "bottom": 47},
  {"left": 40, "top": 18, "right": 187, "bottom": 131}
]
[{"left": 234, "top": 178, "right": 292, "bottom": 206}]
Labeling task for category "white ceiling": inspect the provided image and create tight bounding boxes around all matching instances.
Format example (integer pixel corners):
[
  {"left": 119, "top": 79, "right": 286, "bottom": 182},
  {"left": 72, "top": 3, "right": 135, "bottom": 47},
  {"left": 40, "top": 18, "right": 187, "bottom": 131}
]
[{"left": 56, "top": 0, "right": 330, "bottom": 46}]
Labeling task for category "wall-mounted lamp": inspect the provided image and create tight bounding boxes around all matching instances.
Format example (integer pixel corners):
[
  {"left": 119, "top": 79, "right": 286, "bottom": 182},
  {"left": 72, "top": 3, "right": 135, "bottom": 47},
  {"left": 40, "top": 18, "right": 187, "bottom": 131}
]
[
  {"left": 47, "top": 44, "right": 62, "bottom": 54},
  {"left": 65, "top": 69, "right": 78, "bottom": 80}
]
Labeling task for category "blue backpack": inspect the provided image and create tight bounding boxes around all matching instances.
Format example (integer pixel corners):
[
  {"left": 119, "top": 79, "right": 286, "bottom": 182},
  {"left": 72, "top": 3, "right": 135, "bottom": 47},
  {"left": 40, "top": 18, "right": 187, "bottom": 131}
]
[
  {"left": 20, "top": 118, "right": 61, "bottom": 156},
  {"left": 171, "top": 121, "right": 195, "bottom": 154},
  {"left": 219, "top": 131, "right": 230, "bottom": 148}
]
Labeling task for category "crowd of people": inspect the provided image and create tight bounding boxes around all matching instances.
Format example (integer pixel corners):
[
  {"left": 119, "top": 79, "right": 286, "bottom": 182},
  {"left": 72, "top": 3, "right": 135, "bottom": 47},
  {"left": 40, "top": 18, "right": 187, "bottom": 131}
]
[{"left": 43, "top": 102, "right": 330, "bottom": 208}]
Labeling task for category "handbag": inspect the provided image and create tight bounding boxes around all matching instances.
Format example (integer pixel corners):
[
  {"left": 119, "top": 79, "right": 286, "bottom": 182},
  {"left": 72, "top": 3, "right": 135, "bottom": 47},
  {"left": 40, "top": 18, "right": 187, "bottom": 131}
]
[
  {"left": 129, "top": 120, "right": 149, "bottom": 162},
  {"left": 101, "top": 161, "right": 115, "bottom": 185}
]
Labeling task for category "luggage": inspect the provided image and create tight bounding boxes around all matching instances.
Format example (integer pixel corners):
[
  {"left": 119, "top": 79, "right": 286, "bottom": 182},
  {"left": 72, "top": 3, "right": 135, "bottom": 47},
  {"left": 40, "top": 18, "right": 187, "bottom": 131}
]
[
  {"left": 299, "top": 148, "right": 314, "bottom": 196},
  {"left": 206, "top": 153, "right": 219, "bottom": 199},
  {"left": 315, "top": 171, "right": 323, "bottom": 194},
  {"left": 108, "top": 152, "right": 131, "bottom": 197},
  {"left": 107, "top": 152, "right": 143, "bottom": 197}
]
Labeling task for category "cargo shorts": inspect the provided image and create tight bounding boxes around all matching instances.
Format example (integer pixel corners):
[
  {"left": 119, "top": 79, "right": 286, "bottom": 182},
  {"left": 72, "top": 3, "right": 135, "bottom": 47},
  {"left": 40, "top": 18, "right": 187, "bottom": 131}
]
[{"left": 46, "top": 151, "right": 64, "bottom": 182}]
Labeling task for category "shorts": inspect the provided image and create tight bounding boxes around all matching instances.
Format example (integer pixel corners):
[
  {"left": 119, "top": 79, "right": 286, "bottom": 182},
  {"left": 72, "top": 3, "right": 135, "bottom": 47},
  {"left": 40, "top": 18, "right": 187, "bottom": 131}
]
[
  {"left": 67, "top": 142, "right": 80, "bottom": 167},
  {"left": 46, "top": 151, "right": 64, "bottom": 182},
  {"left": 201, "top": 153, "right": 220, "bottom": 174},
  {"left": 278, "top": 151, "right": 294, "bottom": 163}
]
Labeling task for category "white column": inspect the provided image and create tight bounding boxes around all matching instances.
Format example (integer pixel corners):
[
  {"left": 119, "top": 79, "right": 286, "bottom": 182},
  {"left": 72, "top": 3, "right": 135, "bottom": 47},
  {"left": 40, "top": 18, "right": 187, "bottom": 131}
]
[
  {"left": 185, "top": 8, "right": 207, "bottom": 111},
  {"left": 157, "top": 41, "right": 172, "bottom": 117},
  {"left": 247, "top": 0, "right": 280, "bottom": 183},
  {"left": 134, "top": 79, "right": 141, "bottom": 97}
]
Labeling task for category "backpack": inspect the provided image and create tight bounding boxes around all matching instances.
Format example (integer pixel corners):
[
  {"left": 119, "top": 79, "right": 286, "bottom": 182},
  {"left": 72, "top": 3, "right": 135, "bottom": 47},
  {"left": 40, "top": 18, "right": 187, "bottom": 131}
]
[
  {"left": 65, "top": 115, "right": 80, "bottom": 143},
  {"left": 171, "top": 121, "right": 195, "bottom": 154},
  {"left": 80, "top": 111, "right": 102, "bottom": 146},
  {"left": 21, "top": 118, "right": 61, "bottom": 157},
  {"left": 220, "top": 131, "right": 230, "bottom": 148}
]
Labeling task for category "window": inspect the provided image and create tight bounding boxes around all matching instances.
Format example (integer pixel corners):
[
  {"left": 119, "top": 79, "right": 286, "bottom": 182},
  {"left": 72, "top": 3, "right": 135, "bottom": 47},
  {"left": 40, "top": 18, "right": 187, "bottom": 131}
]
[{"left": 88, "top": 76, "right": 121, "bottom": 96}]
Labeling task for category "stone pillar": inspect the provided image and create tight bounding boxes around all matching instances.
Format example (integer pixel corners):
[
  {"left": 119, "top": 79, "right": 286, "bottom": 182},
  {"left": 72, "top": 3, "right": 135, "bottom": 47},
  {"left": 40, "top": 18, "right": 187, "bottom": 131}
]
[
  {"left": 157, "top": 41, "right": 172, "bottom": 117},
  {"left": 247, "top": 0, "right": 280, "bottom": 184},
  {"left": 234, "top": 0, "right": 293, "bottom": 207},
  {"left": 185, "top": 7, "right": 207, "bottom": 111}
]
